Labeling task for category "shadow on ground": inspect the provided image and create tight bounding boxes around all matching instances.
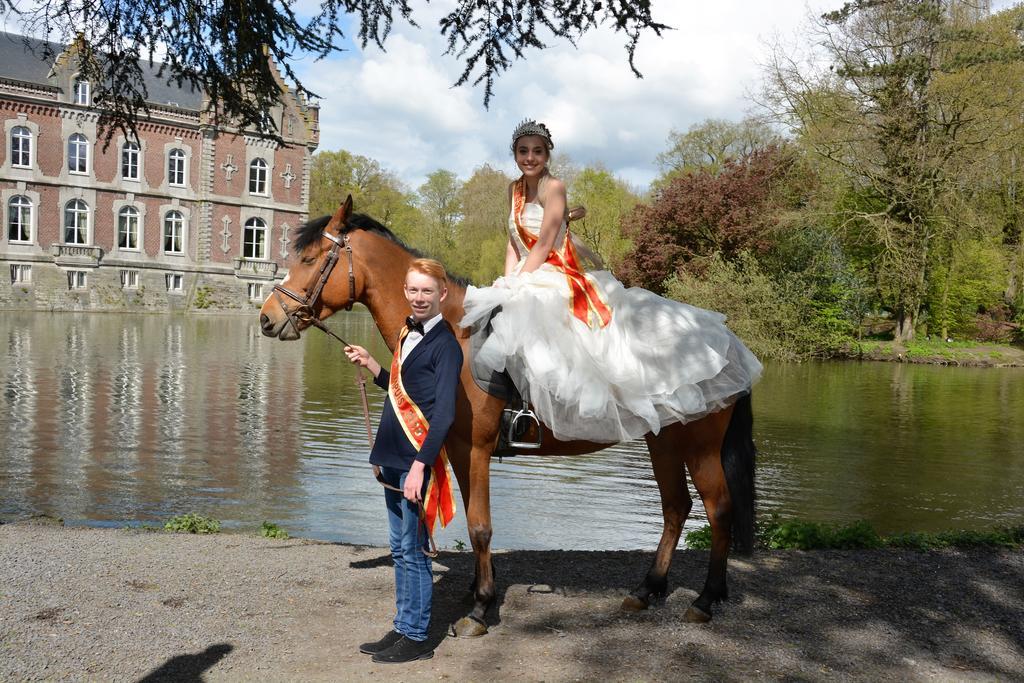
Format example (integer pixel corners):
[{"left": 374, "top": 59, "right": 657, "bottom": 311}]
[
  {"left": 354, "top": 547, "right": 1024, "bottom": 679},
  {"left": 136, "top": 643, "right": 233, "bottom": 682}
]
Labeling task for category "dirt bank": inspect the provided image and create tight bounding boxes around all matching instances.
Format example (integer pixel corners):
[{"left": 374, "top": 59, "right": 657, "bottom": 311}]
[{"left": 1, "top": 520, "right": 1021, "bottom": 682}]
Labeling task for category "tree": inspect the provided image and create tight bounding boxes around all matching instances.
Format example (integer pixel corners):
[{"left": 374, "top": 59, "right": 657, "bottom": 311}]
[
  {"left": 309, "top": 149, "right": 422, "bottom": 242},
  {"left": 448, "top": 164, "right": 512, "bottom": 284},
  {"left": 566, "top": 166, "right": 639, "bottom": 268},
  {"left": 618, "top": 145, "right": 799, "bottom": 293},
  {"left": 13, "top": 1, "right": 668, "bottom": 138},
  {"left": 655, "top": 117, "right": 780, "bottom": 178},
  {"left": 760, "top": 0, "right": 1024, "bottom": 341},
  {"left": 417, "top": 170, "right": 463, "bottom": 257}
]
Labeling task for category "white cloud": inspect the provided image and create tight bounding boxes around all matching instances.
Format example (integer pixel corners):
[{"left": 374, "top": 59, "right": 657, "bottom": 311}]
[{"left": 293, "top": 0, "right": 1004, "bottom": 191}]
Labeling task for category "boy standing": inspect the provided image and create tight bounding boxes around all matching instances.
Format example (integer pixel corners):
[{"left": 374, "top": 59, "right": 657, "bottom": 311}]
[{"left": 344, "top": 258, "right": 463, "bottom": 663}]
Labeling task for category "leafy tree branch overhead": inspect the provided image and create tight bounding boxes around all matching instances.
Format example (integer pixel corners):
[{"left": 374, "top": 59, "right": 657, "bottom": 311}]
[{"left": 7, "top": 0, "right": 668, "bottom": 140}]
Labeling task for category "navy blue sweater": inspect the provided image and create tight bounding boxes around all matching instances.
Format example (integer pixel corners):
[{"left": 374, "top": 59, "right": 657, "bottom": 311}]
[{"left": 369, "top": 320, "right": 463, "bottom": 470}]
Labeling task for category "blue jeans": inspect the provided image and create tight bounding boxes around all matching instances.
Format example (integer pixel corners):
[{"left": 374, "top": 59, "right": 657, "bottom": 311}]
[{"left": 380, "top": 466, "right": 432, "bottom": 642}]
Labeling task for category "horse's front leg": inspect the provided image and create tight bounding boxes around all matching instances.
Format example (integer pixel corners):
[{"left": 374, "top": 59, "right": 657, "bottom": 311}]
[{"left": 451, "top": 440, "right": 496, "bottom": 637}]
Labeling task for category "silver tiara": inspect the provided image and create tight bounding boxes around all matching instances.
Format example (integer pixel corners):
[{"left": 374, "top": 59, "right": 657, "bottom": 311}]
[{"left": 510, "top": 119, "right": 554, "bottom": 152}]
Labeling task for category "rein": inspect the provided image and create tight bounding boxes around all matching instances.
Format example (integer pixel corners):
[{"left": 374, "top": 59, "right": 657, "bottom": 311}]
[{"left": 272, "top": 227, "right": 439, "bottom": 558}]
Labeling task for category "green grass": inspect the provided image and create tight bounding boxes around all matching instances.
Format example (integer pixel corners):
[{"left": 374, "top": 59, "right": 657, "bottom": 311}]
[
  {"left": 685, "top": 516, "right": 1024, "bottom": 551},
  {"left": 902, "top": 337, "right": 1005, "bottom": 358},
  {"left": 855, "top": 341, "right": 884, "bottom": 355},
  {"left": 260, "top": 521, "right": 289, "bottom": 539},
  {"left": 164, "top": 513, "right": 221, "bottom": 534}
]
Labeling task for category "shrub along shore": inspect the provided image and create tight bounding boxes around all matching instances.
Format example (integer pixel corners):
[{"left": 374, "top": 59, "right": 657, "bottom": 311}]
[{"left": 686, "top": 517, "right": 1024, "bottom": 552}]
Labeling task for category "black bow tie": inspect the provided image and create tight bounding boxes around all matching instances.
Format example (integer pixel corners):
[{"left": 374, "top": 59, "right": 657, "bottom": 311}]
[{"left": 405, "top": 316, "right": 426, "bottom": 336}]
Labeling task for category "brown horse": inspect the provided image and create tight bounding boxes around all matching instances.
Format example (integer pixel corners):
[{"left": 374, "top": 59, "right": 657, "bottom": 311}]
[{"left": 259, "top": 197, "right": 756, "bottom": 635}]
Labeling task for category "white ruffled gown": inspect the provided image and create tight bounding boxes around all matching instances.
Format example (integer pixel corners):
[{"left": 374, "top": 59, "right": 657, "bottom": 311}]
[{"left": 460, "top": 201, "right": 762, "bottom": 443}]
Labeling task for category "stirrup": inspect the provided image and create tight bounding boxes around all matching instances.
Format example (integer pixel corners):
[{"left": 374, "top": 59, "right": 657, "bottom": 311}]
[{"left": 503, "top": 399, "right": 543, "bottom": 450}]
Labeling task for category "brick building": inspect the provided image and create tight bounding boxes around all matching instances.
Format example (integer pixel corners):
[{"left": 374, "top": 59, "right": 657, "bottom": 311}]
[{"left": 0, "top": 31, "right": 320, "bottom": 311}]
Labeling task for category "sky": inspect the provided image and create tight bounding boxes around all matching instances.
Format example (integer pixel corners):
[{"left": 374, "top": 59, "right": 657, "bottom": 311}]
[
  {"left": 290, "top": 0, "right": 1019, "bottom": 192},
  {"left": 5, "top": 0, "right": 1019, "bottom": 192},
  {"left": 292, "top": 0, "right": 821, "bottom": 191}
]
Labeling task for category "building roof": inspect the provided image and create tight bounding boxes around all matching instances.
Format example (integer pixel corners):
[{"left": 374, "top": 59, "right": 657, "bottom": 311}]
[{"left": 0, "top": 30, "right": 204, "bottom": 110}]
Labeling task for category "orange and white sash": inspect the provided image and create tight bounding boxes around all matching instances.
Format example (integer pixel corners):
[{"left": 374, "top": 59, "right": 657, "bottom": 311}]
[
  {"left": 387, "top": 325, "right": 457, "bottom": 535},
  {"left": 512, "top": 177, "right": 612, "bottom": 328}
]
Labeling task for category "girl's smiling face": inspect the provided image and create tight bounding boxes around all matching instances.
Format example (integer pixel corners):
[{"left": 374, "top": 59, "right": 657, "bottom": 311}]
[{"left": 514, "top": 135, "right": 550, "bottom": 178}]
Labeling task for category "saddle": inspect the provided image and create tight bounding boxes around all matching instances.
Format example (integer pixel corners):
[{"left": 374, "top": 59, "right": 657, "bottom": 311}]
[{"left": 467, "top": 308, "right": 543, "bottom": 457}]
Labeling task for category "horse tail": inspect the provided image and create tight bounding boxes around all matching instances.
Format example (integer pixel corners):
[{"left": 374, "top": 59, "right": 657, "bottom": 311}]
[{"left": 721, "top": 392, "right": 756, "bottom": 555}]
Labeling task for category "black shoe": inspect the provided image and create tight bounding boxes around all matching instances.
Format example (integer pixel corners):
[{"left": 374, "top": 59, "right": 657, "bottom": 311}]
[
  {"left": 371, "top": 636, "right": 434, "bottom": 663},
  {"left": 359, "top": 630, "right": 403, "bottom": 655}
]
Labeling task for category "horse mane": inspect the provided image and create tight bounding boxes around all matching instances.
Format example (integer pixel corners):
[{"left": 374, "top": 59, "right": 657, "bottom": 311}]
[{"left": 292, "top": 213, "right": 472, "bottom": 288}]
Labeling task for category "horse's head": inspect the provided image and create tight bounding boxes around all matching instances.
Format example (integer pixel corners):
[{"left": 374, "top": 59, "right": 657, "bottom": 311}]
[{"left": 259, "top": 196, "right": 360, "bottom": 340}]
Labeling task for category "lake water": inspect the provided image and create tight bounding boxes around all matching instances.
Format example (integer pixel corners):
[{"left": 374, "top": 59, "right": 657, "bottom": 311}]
[{"left": 1, "top": 311, "right": 1022, "bottom": 549}]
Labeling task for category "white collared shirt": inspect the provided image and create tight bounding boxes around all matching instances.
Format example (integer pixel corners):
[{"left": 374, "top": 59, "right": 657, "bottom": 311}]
[{"left": 400, "top": 312, "right": 444, "bottom": 363}]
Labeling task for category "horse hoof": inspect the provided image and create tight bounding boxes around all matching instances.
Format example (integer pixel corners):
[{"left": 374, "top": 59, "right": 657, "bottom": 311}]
[
  {"left": 620, "top": 595, "right": 649, "bottom": 612},
  {"left": 450, "top": 616, "right": 488, "bottom": 638},
  {"left": 684, "top": 605, "right": 712, "bottom": 623}
]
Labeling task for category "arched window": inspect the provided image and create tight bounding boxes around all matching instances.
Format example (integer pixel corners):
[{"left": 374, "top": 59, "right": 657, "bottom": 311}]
[
  {"left": 167, "top": 148, "right": 186, "bottom": 186},
  {"left": 121, "top": 141, "right": 140, "bottom": 180},
  {"left": 248, "top": 158, "right": 268, "bottom": 195},
  {"left": 11, "top": 126, "right": 31, "bottom": 168},
  {"left": 243, "top": 218, "right": 267, "bottom": 259},
  {"left": 68, "top": 133, "right": 89, "bottom": 173},
  {"left": 8, "top": 195, "right": 32, "bottom": 242},
  {"left": 118, "top": 206, "right": 139, "bottom": 250},
  {"left": 64, "top": 199, "right": 89, "bottom": 244},
  {"left": 163, "top": 211, "right": 184, "bottom": 254},
  {"left": 73, "top": 78, "right": 91, "bottom": 105}
]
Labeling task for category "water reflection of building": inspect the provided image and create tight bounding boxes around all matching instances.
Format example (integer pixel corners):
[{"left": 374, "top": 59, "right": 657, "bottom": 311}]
[
  {"left": 57, "top": 322, "right": 92, "bottom": 506},
  {"left": 157, "top": 322, "right": 186, "bottom": 460},
  {"left": 0, "top": 314, "right": 303, "bottom": 523},
  {"left": 0, "top": 323, "right": 35, "bottom": 513}
]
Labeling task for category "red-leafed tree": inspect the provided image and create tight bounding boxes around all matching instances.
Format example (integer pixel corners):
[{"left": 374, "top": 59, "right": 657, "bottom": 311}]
[{"left": 619, "top": 145, "right": 800, "bottom": 293}]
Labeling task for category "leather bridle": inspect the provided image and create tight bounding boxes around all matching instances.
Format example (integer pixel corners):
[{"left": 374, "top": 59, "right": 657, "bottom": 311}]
[{"left": 272, "top": 228, "right": 356, "bottom": 341}]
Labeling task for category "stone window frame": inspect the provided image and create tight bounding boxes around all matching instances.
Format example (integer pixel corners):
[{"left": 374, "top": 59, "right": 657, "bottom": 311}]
[
  {"left": 117, "top": 206, "right": 141, "bottom": 251},
  {"left": 164, "top": 143, "right": 192, "bottom": 189},
  {"left": 242, "top": 217, "right": 268, "bottom": 259},
  {"left": 165, "top": 272, "right": 184, "bottom": 292},
  {"left": 121, "top": 140, "right": 143, "bottom": 183},
  {"left": 248, "top": 157, "right": 269, "bottom": 196},
  {"left": 4, "top": 190, "right": 38, "bottom": 245},
  {"left": 120, "top": 269, "right": 140, "bottom": 289},
  {"left": 112, "top": 197, "right": 147, "bottom": 255},
  {"left": 10, "top": 126, "right": 32, "bottom": 168},
  {"left": 163, "top": 211, "right": 184, "bottom": 254},
  {"left": 67, "top": 133, "right": 90, "bottom": 175},
  {"left": 67, "top": 269, "right": 89, "bottom": 289},
  {"left": 63, "top": 198, "right": 91, "bottom": 245},
  {"left": 73, "top": 77, "right": 91, "bottom": 105},
  {"left": 10, "top": 263, "right": 32, "bottom": 284},
  {"left": 159, "top": 201, "right": 193, "bottom": 259},
  {"left": 244, "top": 139, "right": 276, "bottom": 201},
  {"left": 3, "top": 116, "right": 40, "bottom": 175}
]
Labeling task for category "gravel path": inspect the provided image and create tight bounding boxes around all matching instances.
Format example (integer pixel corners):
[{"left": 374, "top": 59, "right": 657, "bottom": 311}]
[{"left": 1, "top": 519, "right": 1022, "bottom": 682}]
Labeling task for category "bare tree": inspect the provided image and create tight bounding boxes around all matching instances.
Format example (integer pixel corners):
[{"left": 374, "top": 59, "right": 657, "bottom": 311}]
[{"left": 655, "top": 117, "right": 780, "bottom": 177}]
